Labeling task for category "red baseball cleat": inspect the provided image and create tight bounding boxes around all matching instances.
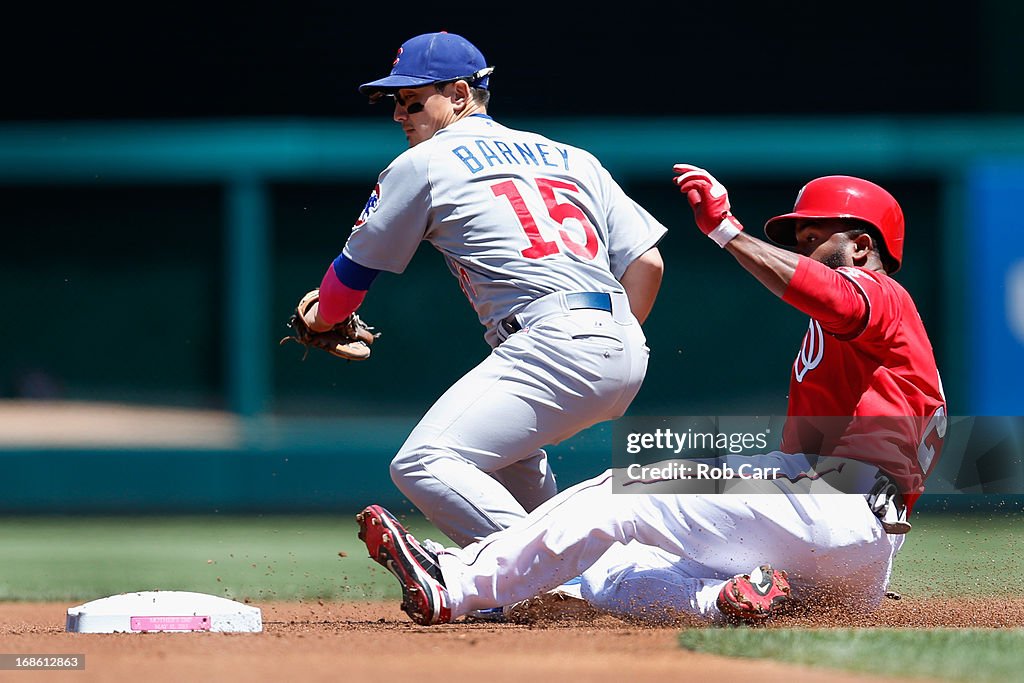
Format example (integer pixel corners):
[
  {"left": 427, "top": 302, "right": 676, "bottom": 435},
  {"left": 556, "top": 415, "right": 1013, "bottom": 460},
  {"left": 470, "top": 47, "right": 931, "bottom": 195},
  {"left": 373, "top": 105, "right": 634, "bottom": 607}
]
[
  {"left": 356, "top": 505, "right": 452, "bottom": 625},
  {"left": 716, "top": 564, "right": 792, "bottom": 621}
]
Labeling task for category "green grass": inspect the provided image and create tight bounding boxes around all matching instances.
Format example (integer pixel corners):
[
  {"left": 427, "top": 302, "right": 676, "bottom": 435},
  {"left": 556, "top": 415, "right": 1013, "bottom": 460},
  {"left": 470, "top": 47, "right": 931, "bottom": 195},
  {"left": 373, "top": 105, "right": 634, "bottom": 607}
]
[
  {"left": 678, "top": 628, "right": 1024, "bottom": 683},
  {"left": 888, "top": 511, "right": 1024, "bottom": 596},
  {"left": 1, "top": 510, "right": 1020, "bottom": 606},
  {"left": 0, "top": 512, "right": 447, "bottom": 602}
]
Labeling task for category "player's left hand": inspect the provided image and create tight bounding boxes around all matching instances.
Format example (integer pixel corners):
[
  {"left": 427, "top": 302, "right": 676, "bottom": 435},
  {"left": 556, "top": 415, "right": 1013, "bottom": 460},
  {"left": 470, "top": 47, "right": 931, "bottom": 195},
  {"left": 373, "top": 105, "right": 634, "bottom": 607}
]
[
  {"left": 673, "top": 163, "right": 745, "bottom": 247},
  {"left": 279, "top": 289, "right": 380, "bottom": 361}
]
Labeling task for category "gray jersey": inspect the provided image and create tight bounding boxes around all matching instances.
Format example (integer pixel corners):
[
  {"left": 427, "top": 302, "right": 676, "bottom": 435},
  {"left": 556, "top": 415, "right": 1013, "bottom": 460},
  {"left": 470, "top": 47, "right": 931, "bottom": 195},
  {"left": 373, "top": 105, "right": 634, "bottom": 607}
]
[{"left": 343, "top": 114, "right": 667, "bottom": 346}]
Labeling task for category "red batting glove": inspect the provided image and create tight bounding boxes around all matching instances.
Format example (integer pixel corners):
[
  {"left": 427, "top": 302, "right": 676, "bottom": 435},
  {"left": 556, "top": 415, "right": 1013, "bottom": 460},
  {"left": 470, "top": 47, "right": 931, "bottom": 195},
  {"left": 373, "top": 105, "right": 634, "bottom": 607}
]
[{"left": 672, "top": 163, "right": 744, "bottom": 247}]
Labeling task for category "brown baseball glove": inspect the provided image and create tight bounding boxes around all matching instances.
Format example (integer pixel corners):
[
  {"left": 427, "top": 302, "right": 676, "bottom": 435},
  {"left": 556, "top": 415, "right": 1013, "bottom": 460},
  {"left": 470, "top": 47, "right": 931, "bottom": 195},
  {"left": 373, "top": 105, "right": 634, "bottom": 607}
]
[{"left": 279, "top": 289, "right": 379, "bottom": 361}]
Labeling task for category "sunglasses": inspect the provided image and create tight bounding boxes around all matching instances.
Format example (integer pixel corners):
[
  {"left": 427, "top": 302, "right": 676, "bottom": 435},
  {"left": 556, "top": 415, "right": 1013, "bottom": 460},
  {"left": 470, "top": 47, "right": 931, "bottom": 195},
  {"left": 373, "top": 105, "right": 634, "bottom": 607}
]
[{"left": 368, "top": 67, "right": 494, "bottom": 113}]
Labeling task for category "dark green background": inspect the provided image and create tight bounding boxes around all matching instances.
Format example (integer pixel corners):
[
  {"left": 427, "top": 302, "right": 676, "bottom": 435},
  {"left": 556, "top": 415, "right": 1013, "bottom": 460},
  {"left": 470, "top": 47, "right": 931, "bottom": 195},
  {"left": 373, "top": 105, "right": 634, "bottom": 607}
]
[{"left": 0, "top": 175, "right": 943, "bottom": 416}]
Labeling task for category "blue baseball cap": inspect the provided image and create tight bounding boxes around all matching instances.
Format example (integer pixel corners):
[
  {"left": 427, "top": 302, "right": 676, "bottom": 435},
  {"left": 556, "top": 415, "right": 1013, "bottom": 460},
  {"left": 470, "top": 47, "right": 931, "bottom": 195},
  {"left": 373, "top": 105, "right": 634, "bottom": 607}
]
[{"left": 358, "top": 32, "right": 493, "bottom": 96}]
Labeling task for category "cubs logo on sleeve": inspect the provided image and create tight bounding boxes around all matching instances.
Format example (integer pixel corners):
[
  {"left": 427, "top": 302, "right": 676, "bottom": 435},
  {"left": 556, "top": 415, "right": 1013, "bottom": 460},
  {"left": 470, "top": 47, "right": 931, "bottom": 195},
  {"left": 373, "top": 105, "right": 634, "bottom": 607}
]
[{"left": 355, "top": 184, "right": 382, "bottom": 227}]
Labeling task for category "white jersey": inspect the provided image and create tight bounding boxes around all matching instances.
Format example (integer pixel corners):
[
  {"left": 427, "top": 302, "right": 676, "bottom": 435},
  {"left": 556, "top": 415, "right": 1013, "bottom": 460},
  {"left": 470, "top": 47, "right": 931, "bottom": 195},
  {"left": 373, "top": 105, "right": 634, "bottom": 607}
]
[{"left": 343, "top": 114, "right": 667, "bottom": 346}]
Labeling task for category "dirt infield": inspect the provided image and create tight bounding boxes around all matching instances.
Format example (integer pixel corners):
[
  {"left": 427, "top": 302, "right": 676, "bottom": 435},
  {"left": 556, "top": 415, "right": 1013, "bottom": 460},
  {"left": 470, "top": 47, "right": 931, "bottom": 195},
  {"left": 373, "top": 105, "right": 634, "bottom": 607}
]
[{"left": 2, "top": 598, "right": 1020, "bottom": 682}]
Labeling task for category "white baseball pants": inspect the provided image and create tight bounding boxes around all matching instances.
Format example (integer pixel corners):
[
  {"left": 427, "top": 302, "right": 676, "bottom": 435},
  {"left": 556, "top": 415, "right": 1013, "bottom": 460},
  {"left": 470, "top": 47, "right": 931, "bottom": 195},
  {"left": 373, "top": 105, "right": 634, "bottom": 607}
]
[{"left": 437, "top": 469, "right": 903, "bottom": 621}]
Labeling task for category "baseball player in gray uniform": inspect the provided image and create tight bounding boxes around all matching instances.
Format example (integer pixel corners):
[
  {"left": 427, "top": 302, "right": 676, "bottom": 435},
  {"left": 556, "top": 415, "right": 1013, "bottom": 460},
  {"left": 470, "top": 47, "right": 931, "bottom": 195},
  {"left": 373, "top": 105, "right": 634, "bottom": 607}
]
[{"left": 299, "top": 32, "right": 666, "bottom": 546}]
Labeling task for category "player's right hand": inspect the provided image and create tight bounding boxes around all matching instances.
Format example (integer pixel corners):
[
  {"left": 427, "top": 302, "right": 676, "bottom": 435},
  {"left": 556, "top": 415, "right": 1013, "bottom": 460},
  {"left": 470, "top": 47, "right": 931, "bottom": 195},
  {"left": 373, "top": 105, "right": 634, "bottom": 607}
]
[{"left": 672, "top": 163, "right": 745, "bottom": 247}]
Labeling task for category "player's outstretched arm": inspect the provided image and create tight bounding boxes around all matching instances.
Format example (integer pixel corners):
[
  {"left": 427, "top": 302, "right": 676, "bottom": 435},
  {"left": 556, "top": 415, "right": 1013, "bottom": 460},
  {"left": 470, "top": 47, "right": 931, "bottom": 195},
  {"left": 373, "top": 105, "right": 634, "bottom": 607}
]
[
  {"left": 619, "top": 247, "right": 664, "bottom": 323},
  {"left": 721, "top": 233, "right": 801, "bottom": 298},
  {"left": 672, "top": 164, "right": 869, "bottom": 334}
]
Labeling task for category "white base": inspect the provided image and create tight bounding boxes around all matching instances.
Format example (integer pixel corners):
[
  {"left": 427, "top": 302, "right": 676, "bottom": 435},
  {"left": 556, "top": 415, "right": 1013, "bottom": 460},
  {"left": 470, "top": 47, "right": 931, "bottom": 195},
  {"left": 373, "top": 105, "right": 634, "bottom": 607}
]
[{"left": 66, "top": 591, "right": 262, "bottom": 633}]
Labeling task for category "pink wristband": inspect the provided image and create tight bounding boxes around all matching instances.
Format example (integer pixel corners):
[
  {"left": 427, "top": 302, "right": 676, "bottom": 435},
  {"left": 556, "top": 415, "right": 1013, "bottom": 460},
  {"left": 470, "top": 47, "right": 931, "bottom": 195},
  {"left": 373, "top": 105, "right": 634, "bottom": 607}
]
[{"left": 317, "top": 264, "right": 367, "bottom": 324}]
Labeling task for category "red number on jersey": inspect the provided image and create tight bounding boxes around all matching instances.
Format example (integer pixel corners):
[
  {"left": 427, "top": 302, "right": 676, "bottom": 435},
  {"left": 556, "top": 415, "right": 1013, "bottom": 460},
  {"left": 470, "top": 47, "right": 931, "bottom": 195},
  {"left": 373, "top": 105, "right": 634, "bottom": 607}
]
[
  {"left": 491, "top": 180, "right": 559, "bottom": 258},
  {"left": 537, "top": 178, "right": 599, "bottom": 259},
  {"left": 492, "top": 178, "right": 599, "bottom": 260}
]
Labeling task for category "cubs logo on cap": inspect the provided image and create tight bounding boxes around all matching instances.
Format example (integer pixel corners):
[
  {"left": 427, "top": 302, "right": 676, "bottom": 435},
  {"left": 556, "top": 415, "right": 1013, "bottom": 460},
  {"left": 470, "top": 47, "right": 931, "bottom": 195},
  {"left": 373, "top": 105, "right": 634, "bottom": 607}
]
[{"left": 359, "top": 32, "right": 494, "bottom": 97}]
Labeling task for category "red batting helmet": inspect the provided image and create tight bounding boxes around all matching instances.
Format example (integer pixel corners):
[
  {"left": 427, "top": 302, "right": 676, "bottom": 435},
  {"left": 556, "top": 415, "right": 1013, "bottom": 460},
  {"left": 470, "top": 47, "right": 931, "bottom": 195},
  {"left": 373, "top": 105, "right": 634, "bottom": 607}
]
[{"left": 764, "top": 176, "right": 905, "bottom": 273}]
